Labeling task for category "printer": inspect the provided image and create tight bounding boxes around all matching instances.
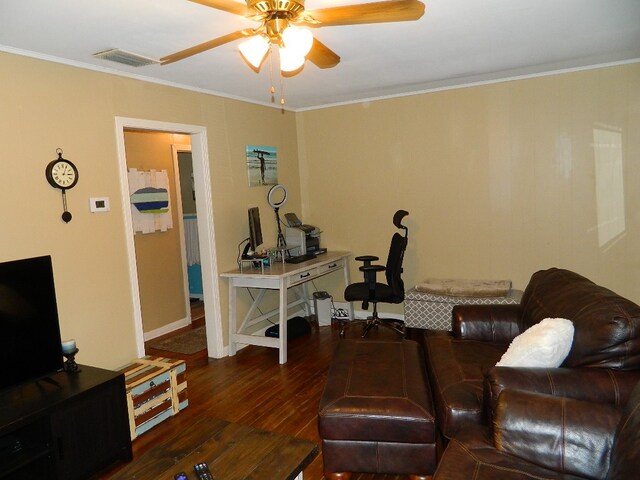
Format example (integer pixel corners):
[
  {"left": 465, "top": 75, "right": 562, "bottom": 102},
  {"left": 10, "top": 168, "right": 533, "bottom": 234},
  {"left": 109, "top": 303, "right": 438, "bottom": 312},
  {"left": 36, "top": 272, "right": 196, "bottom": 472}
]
[{"left": 284, "top": 213, "right": 324, "bottom": 257}]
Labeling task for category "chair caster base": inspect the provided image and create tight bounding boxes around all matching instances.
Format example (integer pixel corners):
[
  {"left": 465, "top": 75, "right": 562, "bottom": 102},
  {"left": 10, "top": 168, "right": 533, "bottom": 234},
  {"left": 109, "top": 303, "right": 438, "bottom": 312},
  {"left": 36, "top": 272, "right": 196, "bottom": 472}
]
[{"left": 339, "top": 317, "right": 406, "bottom": 338}]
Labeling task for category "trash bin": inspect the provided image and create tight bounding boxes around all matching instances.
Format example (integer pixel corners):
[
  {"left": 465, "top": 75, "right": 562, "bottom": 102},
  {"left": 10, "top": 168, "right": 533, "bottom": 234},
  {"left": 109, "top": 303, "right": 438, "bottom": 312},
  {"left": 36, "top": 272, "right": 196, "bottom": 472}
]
[{"left": 313, "top": 291, "right": 332, "bottom": 326}]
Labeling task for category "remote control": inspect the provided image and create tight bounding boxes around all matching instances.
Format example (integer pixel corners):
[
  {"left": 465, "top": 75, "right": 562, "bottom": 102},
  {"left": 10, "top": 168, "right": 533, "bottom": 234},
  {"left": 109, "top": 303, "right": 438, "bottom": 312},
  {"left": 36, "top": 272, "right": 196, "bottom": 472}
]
[
  {"left": 194, "top": 462, "right": 214, "bottom": 480},
  {"left": 174, "top": 473, "right": 189, "bottom": 480}
]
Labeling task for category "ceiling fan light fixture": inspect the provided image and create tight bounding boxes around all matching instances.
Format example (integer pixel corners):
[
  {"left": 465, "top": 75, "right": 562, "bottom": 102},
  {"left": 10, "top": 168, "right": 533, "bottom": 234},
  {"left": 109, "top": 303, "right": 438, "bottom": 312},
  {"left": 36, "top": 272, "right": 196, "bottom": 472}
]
[
  {"left": 279, "top": 46, "right": 305, "bottom": 72},
  {"left": 281, "top": 26, "right": 313, "bottom": 57},
  {"left": 239, "top": 35, "right": 270, "bottom": 69}
]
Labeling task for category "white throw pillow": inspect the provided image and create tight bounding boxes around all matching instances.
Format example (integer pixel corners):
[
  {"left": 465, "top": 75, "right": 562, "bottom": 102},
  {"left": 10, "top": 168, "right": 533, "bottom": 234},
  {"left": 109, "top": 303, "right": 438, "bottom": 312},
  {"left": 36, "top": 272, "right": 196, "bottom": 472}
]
[{"left": 496, "top": 318, "right": 574, "bottom": 368}]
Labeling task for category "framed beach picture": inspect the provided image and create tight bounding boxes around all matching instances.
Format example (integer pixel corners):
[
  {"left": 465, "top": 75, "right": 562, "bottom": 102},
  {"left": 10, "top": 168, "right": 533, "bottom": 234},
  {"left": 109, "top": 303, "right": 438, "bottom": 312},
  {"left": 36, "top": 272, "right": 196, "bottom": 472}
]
[{"left": 246, "top": 145, "right": 277, "bottom": 186}]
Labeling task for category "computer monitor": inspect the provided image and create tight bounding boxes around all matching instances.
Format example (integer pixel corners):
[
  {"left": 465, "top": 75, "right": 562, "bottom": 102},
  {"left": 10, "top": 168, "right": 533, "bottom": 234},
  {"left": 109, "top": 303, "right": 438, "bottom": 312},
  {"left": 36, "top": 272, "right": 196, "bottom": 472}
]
[{"left": 248, "top": 207, "right": 263, "bottom": 254}]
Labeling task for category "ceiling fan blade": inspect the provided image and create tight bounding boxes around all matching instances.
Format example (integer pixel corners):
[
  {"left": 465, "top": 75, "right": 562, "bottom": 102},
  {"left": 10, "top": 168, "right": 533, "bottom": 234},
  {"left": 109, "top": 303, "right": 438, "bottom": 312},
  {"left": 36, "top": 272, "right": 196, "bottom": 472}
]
[
  {"left": 306, "top": 38, "right": 340, "bottom": 69},
  {"left": 188, "top": 0, "right": 248, "bottom": 17},
  {"left": 300, "top": 0, "right": 425, "bottom": 27},
  {"left": 161, "top": 30, "right": 252, "bottom": 65}
]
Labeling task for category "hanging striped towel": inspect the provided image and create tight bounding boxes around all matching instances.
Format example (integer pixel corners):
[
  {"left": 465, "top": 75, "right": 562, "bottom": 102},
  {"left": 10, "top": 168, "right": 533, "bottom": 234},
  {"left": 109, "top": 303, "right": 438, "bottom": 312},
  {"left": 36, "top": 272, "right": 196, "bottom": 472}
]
[{"left": 183, "top": 214, "right": 200, "bottom": 266}]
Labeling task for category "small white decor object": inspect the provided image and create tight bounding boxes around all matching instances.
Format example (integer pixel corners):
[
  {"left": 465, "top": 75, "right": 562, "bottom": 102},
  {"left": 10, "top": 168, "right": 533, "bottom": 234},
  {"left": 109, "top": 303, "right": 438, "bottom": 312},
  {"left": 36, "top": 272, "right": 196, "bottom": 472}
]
[
  {"left": 61, "top": 339, "right": 76, "bottom": 354},
  {"left": 496, "top": 318, "right": 574, "bottom": 368}
]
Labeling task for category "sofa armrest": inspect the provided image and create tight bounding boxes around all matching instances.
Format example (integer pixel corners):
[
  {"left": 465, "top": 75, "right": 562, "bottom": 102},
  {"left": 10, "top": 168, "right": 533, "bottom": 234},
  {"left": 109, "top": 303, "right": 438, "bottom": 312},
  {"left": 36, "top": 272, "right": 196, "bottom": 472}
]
[
  {"left": 493, "top": 389, "right": 621, "bottom": 479},
  {"left": 484, "top": 367, "right": 640, "bottom": 416},
  {"left": 452, "top": 304, "right": 523, "bottom": 343}
]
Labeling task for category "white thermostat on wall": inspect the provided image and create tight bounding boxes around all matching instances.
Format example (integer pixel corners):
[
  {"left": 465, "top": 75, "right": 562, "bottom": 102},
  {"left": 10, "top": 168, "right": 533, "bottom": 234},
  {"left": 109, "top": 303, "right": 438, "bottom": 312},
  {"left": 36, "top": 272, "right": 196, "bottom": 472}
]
[{"left": 89, "top": 197, "right": 110, "bottom": 213}]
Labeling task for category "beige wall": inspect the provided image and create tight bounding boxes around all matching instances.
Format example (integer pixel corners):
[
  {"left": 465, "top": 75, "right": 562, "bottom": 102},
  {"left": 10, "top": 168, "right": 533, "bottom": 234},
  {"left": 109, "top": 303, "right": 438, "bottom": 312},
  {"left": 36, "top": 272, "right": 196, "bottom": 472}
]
[
  {"left": 124, "top": 130, "right": 188, "bottom": 333},
  {"left": 1, "top": 51, "right": 638, "bottom": 371},
  {"left": 297, "top": 63, "right": 640, "bottom": 308},
  {"left": 0, "top": 52, "right": 301, "bottom": 369}
]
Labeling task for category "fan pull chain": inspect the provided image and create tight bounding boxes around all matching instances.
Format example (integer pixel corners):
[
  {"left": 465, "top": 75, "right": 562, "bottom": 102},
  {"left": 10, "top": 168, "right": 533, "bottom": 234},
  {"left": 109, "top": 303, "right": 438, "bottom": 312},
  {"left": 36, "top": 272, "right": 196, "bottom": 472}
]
[
  {"left": 269, "top": 46, "right": 276, "bottom": 103},
  {"left": 280, "top": 74, "right": 285, "bottom": 113}
]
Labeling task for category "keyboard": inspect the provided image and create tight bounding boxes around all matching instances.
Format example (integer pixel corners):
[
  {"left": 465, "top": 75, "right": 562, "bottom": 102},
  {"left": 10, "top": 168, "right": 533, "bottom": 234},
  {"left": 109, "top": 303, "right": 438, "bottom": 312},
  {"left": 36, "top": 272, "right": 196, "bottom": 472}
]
[{"left": 285, "top": 254, "right": 316, "bottom": 264}]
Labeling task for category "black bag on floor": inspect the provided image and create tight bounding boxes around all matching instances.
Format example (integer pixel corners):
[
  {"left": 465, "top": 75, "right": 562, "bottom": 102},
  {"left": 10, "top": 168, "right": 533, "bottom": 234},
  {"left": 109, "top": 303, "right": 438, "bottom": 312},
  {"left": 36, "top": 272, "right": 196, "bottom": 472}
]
[{"left": 265, "top": 316, "right": 311, "bottom": 340}]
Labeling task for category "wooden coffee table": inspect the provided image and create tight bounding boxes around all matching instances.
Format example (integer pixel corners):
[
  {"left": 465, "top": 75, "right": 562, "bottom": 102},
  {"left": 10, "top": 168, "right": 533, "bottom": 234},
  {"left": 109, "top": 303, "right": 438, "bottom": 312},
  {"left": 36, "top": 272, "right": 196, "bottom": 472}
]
[{"left": 110, "top": 416, "right": 318, "bottom": 480}]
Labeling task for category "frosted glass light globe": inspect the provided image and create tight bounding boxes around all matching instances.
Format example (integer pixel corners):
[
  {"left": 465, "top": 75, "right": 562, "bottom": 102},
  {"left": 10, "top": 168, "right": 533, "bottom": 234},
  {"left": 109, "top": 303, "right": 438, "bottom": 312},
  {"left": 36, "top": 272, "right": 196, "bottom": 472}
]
[
  {"left": 279, "top": 46, "right": 305, "bottom": 72},
  {"left": 281, "top": 26, "right": 313, "bottom": 57},
  {"left": 239, "top": 35, "right": 270, "bottom": 68}
]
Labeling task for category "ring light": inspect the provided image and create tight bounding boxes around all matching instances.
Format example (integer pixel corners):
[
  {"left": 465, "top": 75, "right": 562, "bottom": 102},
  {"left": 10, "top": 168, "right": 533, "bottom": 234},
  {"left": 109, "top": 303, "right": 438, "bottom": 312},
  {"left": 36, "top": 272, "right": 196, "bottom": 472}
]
[
  {"left": 267, "top": 184, "right": 288, "bottom": 209},
  {"left": 267, "top": 184, "right": 288, "bottom": 249}
]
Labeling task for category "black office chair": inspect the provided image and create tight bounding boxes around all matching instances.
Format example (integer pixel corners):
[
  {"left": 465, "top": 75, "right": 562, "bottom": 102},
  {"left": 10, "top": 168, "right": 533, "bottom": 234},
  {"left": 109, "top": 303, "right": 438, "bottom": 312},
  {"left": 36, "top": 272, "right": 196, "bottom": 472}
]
[{"left": 341, "top": 210, "right": 409, "bottom": 338}]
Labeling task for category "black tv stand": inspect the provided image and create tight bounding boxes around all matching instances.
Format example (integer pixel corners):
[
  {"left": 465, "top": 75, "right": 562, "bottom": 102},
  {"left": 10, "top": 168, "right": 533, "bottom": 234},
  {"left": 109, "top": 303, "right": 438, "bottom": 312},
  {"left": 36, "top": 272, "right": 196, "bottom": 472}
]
[
  {"left": 0, "top": 365, "right": 132, "bottom": 479},
  {"left": 37, "top": 376, "right": 62, "bottom": 389}
]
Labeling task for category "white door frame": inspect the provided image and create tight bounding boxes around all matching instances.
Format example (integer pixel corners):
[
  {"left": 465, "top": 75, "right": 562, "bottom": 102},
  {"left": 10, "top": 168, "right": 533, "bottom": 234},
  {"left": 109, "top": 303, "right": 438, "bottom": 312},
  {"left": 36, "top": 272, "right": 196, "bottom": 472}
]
[{"left": 114, "top": 117, "right": 224, "bottom": 359}]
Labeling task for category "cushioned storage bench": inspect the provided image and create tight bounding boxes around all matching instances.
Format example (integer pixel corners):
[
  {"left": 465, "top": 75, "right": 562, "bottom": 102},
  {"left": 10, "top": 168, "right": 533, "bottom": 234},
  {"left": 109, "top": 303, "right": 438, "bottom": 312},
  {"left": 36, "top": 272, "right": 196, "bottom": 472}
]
[
  {"left": 404, "top": 288, "right": 523, "bottom": 330},
  {"left": 318, "top": 339, "right": 436, "bottom": 479},
  {"left": 119, "top": 356, "right": 188, "bottom": 439}
]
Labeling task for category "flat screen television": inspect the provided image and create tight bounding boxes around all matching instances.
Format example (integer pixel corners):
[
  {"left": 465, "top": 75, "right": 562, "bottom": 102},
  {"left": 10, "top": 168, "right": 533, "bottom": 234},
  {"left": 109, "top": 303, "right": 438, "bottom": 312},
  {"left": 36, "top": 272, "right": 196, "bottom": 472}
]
[
  {"left": 248, "top": 206, "right": 263, "bottom": 254},
  {"left": 0, "top": 255, "right": 64, "bottom": 391}
]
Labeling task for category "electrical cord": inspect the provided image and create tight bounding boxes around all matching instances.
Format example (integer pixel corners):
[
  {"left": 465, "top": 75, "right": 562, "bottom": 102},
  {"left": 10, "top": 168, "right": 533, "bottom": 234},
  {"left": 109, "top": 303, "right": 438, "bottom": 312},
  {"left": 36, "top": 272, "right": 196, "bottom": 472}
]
[{"left": 237, "top": 237, "right": 250, "bottom": 268}]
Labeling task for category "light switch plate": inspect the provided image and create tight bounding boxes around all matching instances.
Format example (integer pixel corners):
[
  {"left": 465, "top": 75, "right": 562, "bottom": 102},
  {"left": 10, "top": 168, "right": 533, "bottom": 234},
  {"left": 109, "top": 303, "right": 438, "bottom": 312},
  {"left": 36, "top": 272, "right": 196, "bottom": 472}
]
[{"left": 90, "top": 197, "right": 110, "bottom": 213}]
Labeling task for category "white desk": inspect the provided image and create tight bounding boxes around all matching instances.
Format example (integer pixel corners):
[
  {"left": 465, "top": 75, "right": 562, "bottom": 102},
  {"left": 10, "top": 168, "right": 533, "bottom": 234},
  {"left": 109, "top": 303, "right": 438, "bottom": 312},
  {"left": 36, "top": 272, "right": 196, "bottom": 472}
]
[{"left": 221, "top": 251, "right": 351, "bottom": 364}]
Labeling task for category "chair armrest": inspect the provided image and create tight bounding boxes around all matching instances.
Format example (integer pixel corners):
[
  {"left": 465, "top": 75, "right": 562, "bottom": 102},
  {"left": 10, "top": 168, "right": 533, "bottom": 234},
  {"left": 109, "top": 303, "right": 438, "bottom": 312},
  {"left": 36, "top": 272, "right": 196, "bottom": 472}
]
[
  {"left": 484, "top": 367, "right": 640, "bottom": 416},
  {"left": 359, "top": 264, "right": 385, "bottom": 288},
  {"left": 493, "top": 389, "right": 621, "bottom": 479},
  {"left": 353, "top": 255, "right": 384, "bottom": 287},
  {"left": 452, "top": 304, "right": 523, "bottom": 342},
  {"left": 354, "top": 255, "right": 379, "bottom": 264},
  {"left": 359, "top": 265, "right": 386, "bottom": 272}
]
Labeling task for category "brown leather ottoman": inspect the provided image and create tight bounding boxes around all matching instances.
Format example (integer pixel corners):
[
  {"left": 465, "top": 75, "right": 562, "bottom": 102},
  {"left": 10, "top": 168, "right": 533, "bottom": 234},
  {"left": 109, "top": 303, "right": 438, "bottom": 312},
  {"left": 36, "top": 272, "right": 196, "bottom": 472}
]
[{"left": 318, "top": 339, "right": 436, "bottom": 480}]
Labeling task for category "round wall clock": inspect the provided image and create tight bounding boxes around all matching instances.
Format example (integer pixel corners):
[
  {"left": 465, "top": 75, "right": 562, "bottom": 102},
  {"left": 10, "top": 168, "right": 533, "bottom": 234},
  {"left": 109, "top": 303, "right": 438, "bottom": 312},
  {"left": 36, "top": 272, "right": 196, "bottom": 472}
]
[{"left": 45, "top": 148, "right": 79, "bottom": 223}]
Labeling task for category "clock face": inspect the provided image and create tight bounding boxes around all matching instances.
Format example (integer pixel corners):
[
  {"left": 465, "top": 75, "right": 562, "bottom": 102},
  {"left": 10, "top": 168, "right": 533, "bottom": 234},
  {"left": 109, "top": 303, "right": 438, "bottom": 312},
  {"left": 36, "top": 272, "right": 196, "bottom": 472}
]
[{"left": 46, "top": 159, "right": 78, "bottom": 190}]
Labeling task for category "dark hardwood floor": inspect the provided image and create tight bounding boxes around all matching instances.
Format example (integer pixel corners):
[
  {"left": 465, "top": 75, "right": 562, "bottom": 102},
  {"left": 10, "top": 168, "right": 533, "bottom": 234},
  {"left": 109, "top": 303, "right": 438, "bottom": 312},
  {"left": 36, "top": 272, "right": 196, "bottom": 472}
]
[
  {"left": 103, "top": 319, "right": 418, "bottom": 479},
  {"left": 144, "top": 300, "right": 209, "bottom": 369}
]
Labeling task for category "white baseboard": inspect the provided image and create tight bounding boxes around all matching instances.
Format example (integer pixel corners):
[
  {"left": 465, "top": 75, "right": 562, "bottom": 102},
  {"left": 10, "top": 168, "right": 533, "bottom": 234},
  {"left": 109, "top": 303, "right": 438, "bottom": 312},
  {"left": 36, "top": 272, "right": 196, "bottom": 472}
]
[
  {"left": 144, "top": 316, "right": 191, "bottom": 342},
  {"left": 352, "top": 310, "right": 404, "bottom": 320}
]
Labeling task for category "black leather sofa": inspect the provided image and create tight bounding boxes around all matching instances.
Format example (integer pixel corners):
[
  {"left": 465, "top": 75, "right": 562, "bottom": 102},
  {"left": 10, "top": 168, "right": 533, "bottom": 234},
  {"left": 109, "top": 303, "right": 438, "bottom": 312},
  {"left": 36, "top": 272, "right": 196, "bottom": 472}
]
[{"left": 423, "top": 268, "right": 640, "bottom": 444}]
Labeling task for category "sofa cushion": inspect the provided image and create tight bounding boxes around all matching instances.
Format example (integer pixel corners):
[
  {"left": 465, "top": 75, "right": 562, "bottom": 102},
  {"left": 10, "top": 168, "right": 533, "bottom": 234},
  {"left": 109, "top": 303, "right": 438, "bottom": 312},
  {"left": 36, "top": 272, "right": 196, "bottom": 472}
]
[
  {"left": 433, "top": 426, "right": 586, "bottom": 480},
  {"left": 424, "top": 333, "right": 506, "bottom": 439},
  {"left": 520, "top": 268, "right": 640, "bottom": 370},
  {"left": 496, "top": 318, "right": 574, "bottom": 368}
]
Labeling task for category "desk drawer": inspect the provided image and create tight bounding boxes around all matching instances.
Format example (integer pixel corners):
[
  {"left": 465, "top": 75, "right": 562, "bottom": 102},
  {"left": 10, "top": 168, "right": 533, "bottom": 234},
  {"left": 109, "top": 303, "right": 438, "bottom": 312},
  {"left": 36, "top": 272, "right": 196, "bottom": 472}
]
[
  {"left": 319, "top": 259, "right": 344, "bottom": 275},
  {"left": 289, "top": 259, "right": 345, "bottom": 286},
  {"left": 291, "top": 268, "right": 320, "bottom": 285}
]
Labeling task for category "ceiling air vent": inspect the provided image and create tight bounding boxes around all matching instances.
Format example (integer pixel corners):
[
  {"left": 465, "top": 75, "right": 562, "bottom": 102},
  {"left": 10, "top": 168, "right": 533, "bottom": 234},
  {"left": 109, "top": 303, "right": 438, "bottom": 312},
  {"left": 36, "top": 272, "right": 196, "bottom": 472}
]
[{"left": 93, "top": 48, "right": 159, "bottom": 67}]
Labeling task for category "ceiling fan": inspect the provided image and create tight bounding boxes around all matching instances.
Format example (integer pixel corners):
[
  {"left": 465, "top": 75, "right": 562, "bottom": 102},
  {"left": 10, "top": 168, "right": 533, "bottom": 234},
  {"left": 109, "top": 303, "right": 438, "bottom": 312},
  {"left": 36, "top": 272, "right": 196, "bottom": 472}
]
[{"left": 161, "top": 0, "right": 426, "bottom": 75}]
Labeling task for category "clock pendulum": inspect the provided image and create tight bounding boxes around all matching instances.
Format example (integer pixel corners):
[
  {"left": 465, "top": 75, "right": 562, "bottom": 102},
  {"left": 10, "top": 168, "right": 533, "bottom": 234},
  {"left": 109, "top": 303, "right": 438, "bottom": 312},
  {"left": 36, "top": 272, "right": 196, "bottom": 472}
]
[{"left": 45, "top": 148, "right": 79, "bottom": 223}]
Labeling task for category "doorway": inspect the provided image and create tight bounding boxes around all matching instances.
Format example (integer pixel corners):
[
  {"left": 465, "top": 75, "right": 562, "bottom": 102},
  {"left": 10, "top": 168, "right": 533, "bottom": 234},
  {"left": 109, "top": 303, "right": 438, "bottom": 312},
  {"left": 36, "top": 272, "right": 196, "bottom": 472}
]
[
  {"left": 173, "top": 146, "right": 204, "bottom": 302},
  {"left": 114, "top": 117, "right": 223, "bottom": 359}
]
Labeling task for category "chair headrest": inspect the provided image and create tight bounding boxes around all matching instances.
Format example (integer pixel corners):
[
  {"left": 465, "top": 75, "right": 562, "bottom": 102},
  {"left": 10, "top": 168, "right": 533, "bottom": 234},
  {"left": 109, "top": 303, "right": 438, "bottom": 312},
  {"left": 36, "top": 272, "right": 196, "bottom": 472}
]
[{"left": 393, "top": 210, "right": 409, "bottom": 229}]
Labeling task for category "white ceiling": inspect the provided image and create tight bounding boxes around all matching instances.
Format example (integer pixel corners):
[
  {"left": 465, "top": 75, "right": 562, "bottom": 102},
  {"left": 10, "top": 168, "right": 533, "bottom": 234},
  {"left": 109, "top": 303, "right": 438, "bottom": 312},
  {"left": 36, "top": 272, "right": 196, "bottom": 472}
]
[{"left": 1, "top": 0, "right": 639, "bottom": 110}]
